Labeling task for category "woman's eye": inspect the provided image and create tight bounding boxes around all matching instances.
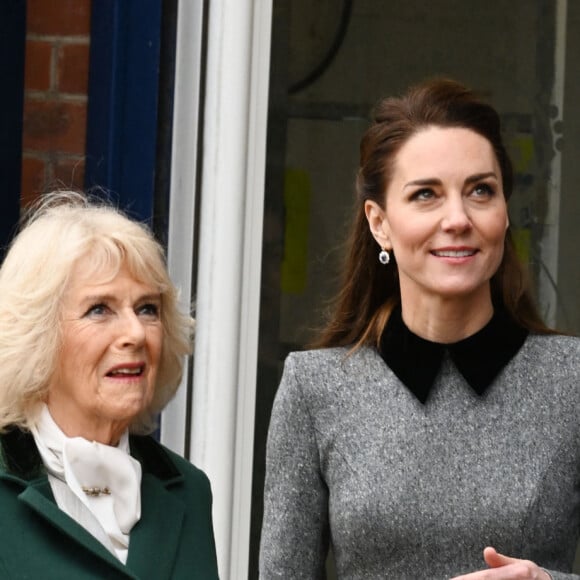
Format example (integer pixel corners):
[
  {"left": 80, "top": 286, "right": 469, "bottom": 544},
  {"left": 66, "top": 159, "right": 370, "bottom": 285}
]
[
  {"left": 472, "top": 183, "right": 495, "bottom": 197},
  {"left": 410, "top": 188, "right": 435, "bottom": 201},
  {"left": 84, "top": 303, "right": 109, "bottom": 317},
  {"left": 137, "top": 303, "right": 160, "bottom": 318}
]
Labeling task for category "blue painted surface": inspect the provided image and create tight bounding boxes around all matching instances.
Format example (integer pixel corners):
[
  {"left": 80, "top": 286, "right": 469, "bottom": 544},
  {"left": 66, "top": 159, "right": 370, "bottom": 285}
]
[
  {"left": 0, "top": 0, "right": 26, "bottom": 258},
  {"left": 84, "top": 0, "right": 163, "bottom": 223}
]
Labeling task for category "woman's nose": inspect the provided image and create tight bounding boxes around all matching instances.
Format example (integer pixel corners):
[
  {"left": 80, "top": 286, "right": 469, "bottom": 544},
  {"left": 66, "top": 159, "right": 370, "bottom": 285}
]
[
  {"left": 441, "top": 197, "right": 472, "bottom": 232},
  {"left": 116, "top": 311, "right": 146, "bottom": 347}
]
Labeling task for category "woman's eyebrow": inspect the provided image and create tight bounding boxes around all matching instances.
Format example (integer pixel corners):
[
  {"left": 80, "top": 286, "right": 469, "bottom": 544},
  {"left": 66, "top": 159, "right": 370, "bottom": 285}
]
[{"left": 464, "top": 171, "right": 498, "bottom": 184}]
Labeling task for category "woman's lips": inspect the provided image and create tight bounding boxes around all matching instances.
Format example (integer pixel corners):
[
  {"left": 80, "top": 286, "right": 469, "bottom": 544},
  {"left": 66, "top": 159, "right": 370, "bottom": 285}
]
[
  {"left": 106, "top": 363, "right": 145, "bottom": 377},
  {"left": 431, "top": 248, "right": 478, "bottom": 257}
]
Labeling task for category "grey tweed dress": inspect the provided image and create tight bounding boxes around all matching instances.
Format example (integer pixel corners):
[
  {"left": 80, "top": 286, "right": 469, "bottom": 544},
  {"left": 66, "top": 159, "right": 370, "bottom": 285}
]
[{"left": 260, "top": 334, "right": 580, "bottom": 579}]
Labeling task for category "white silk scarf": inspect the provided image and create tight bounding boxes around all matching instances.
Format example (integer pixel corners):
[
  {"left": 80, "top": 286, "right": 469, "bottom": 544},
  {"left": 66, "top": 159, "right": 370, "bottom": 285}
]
[{"left": 30, "top": 405, "right": 142, "bottom": 563}]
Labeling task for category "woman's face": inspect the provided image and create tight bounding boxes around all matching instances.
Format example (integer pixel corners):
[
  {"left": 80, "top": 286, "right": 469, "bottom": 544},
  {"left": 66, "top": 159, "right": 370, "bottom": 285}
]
[
  {"left": 47, "top": 259, "right": 163, "bottom": 444},
  {"left": 366, "top": 126, "right": 509, "bottom": 309}
]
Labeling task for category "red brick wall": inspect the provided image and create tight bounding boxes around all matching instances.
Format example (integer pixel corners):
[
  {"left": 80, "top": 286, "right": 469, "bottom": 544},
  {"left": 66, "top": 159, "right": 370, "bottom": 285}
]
[{"left": 21, "top": 0, "right": 92, "bottom": 207}]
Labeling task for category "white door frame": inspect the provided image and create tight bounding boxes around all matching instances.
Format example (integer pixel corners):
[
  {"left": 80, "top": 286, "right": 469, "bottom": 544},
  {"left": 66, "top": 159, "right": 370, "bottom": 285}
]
[
  {"left": 163, "top": 1, "right": 273, "bottom": 578},
  {"left": 162, "top": 0, "right": 205, "bottom": 456}
]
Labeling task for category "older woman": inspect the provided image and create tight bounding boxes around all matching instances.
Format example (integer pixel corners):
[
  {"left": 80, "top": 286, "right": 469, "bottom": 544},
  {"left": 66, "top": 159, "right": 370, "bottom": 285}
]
[
  {"left": 0, "top": 191, "right": 218, "bottom": 579},
  {"left": 260, "top": 80, "right": 580, "bottom": 579}
]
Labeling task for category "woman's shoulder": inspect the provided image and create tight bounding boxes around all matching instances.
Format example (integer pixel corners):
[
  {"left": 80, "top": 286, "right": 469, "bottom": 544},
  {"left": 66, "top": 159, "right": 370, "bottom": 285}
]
[
  {"left": 280, "top": 345, "right": 384, "bottom": 396},
  {"left": 525, "top": 332, "right": 580, "bottom": 357},
  {"left": 521, "top": 333, "right": 580, "bottom": 379},
  {"left": 162, "top": 445, "right": 211, "bottom": 482},
  {"left": 130, "top": 435, "right": 211, "bottom": 491},
  {"left": 285, "top": 344, "right": 379, "bottom": 370},
  {"left": 528, "top": 331, "right": 580, "bottom": 343}
]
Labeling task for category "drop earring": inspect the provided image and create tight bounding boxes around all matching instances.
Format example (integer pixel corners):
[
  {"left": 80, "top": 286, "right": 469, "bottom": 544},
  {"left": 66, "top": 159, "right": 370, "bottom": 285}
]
[{"left": 378, "top": 248, "right": 390, "bottom": 265}]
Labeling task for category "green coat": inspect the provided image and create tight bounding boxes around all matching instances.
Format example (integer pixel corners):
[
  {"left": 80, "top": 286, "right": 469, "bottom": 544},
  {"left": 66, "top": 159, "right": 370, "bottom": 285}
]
[{"left": 0, "top": 428, "right": 219, "bottom": 579}]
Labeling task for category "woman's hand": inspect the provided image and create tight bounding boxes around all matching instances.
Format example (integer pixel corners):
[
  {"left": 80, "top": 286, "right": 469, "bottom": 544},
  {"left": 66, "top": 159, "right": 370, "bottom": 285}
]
[{"left": 450, "top": 547, "right": 552, "bottom": 579}]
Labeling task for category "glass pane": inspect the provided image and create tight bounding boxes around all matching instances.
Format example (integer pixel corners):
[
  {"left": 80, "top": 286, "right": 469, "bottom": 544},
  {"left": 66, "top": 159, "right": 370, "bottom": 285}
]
[{"left": 251, "top": 1, "right": 580, "bottom": 576}]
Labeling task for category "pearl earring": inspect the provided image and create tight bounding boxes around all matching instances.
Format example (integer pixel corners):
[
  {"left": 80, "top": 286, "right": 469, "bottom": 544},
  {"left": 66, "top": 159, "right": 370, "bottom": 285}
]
[{"left": 378, "top": 248, "right": 390, "bottom": 265}]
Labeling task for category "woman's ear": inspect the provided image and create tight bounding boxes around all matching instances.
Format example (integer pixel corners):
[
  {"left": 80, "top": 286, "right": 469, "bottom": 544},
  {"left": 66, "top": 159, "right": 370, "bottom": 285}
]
[{"left": 364, "top": 200, "right": 391, "bottom": 249}]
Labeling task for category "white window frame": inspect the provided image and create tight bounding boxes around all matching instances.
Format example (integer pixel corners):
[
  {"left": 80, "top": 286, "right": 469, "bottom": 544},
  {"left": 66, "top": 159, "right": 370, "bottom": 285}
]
[{"left": 162, "top": 1, "right": 273, "bottom": 579}]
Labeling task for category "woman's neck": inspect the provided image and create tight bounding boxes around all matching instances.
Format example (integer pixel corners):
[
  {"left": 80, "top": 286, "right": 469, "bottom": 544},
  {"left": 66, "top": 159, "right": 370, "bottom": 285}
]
[
  {"left": 46, "top": 402, "right": 127, "bottom": 446},
  {"left": 400, "top": 293, "right": 494, "bottom": 343}
]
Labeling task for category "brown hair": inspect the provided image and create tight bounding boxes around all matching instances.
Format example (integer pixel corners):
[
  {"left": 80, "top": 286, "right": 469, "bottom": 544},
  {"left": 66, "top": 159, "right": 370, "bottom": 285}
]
[{"left": 314, "top": 78, "right": 554, "bottom": 349}]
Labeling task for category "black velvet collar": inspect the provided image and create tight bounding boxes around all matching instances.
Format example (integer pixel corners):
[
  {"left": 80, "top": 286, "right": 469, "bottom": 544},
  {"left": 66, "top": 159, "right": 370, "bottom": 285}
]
[
  {"left": 0, "top": 428, "right": 182, "bottom": 483},
  {"left": 379, "top": 306, "right": 528, "bottom": 404}
]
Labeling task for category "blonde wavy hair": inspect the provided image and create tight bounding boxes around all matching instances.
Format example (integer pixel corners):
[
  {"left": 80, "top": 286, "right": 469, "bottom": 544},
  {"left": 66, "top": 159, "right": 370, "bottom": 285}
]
[{"left": 0, "top": 191, "right": 194, "bottom": 434}]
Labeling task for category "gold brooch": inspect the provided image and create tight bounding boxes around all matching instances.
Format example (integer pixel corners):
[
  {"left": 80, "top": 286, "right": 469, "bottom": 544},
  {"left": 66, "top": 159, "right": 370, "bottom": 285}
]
[{"left": 82, "top": 486, "right": 111, "bottom": 497}]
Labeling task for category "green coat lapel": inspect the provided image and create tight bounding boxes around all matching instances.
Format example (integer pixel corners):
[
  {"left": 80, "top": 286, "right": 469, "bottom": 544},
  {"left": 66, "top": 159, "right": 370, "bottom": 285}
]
[
  {"left": 124, "top": 434, "right": 187, "bottom": 577},
  {"left": 125, "top": 473, "right": 185, "bottom": 578},
  {"left": 18, "top": 480, "right": 135, "bottom": 578}
]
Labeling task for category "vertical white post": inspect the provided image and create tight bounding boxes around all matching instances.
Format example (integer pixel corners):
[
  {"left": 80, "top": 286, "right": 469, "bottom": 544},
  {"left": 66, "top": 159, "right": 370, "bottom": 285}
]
[
  {"left": 539, "top": 0, "right": 567, "bottom": 325},
  {"left": 191, "top": 1, "right": 272, "bottom": 579},
  {"left": 161, "top": 0, "right": 205, "bottom": 455}
]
